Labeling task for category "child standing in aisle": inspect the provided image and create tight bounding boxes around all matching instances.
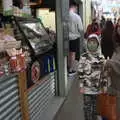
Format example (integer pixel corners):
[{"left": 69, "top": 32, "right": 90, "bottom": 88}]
[{"left": 78, "top": 34, "right": 108, "bottom": 120}]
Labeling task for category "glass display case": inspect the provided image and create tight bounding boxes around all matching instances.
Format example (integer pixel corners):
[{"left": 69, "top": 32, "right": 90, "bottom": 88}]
[{"left": 13, "top": 16, "right": 54, "bottom": 56}]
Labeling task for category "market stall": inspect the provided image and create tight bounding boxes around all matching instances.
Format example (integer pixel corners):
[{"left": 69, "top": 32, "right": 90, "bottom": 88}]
[
  {"left": 0, "top": 13, "right": 56, "bottom": 119},
  {"left": 12, "top": 16, "right": 57, "bottom": 119},
  {"left": 0, "top": 0, "right": 68, "bottom": 119}
]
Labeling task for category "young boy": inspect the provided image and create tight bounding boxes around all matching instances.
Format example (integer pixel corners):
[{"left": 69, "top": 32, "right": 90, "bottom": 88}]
[{"left": 78, "top": 34, "right": 108, "bottom": 120}]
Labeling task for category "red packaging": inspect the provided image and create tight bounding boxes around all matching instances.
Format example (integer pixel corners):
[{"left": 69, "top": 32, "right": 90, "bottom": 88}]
[
  {"left": 9, "top": 56, "right": 17, "bottom": 72},
  {"left": 18, "top": 53, "right": 26, "bottom": 70}
]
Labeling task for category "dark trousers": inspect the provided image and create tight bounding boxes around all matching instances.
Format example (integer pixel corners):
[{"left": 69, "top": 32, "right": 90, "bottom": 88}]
[{"left": 75, "top": 38, "right": 80, "bottom": 61}]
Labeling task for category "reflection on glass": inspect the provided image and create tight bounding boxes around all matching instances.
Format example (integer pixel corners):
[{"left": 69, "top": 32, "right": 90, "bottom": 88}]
[
  {"left": 19, "top": 22, "right": 53, "bottom": 55},
  {"left": 23, "top": 23, "right": 46, "bottom": 35}
]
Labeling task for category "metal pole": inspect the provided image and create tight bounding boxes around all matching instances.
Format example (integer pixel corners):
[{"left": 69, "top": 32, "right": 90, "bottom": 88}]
[{"left": 55, "top": 0, "right": 69, "bottom": 97}]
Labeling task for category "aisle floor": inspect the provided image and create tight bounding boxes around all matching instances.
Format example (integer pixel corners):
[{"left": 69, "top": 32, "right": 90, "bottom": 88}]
[{"left": 54, "top": 79, "right": 85, "bottom": 120}]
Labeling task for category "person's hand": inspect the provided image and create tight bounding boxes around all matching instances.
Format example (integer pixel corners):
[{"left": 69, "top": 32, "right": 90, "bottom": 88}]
[
  {"left": 104, "top": 60, "right": 112, "bottom": 72},
  {"left": 80, "top": 88, "right": 85, "bottom": 94}
]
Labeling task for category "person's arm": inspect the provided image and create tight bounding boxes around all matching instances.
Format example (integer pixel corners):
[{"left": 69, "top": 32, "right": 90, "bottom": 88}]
[
  {"left": 77, "top": 16, "right": 84, "bottom": 34},
  {"left": 77, "top": 16, "right": 86, "bottom": 54}
]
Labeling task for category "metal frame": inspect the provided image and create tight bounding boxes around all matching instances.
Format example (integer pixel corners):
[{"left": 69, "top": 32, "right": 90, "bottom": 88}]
[{"left": 56, "top": 0, "right": 69, "bottom": 97}]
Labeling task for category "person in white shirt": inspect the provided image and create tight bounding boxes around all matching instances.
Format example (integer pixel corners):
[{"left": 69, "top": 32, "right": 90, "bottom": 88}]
[{"left": 68, "top": 2, "right": 84, "bottom": 74}]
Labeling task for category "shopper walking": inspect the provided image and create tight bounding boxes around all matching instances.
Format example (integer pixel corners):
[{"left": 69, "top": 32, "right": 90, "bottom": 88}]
[
  {"left": 101, "top": 20, "right": 114, "bottom": 59},
  {"left": 100, "top": 16, "right": 106, "bottom": 30},
  {"left": 78, "top": 34, "right": 107, "bottom": 120},
  {"left": 84, "top": 19, "right": 101, "bottom": 39},
  {"left": 68, "top": 2, "right": 83, "bottom": 74},
  {"left": 105, "top": 20, "right": 120, "bottom": 119}
]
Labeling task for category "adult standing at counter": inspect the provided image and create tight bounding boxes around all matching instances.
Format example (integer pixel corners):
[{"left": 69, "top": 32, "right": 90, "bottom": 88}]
[{"left": 68, "top": 1, "right": 83, "bottom": 74}]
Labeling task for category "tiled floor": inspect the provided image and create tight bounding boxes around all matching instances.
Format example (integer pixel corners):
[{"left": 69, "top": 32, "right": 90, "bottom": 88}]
[{"left": 54, "top": 79, "right": 85, "bottom": 120}]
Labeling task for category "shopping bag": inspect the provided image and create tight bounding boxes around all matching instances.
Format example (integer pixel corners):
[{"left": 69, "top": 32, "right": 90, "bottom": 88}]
[{"left": 97, "top": 93, "right": 117, "bottom": 120}]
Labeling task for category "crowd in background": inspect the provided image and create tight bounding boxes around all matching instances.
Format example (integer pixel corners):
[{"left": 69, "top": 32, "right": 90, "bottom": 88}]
[
  {"left": 68, "top": 1, "right": 120, "bottom": 119},
  {"left": 84, "top": 16, "right": 120, "bottom": 60},
  {"left": 83, "top": 16, "right": 120, "bottom": 119}
]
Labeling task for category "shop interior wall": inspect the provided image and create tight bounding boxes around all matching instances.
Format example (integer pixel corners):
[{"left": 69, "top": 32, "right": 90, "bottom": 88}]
[
  {"left": 86, "top": 0, "right": 92, "bottom": 27},
  {"left": 35, "top": 0, "right": 92, "bottom": 34},
  {"left": 81, "top": 0, "right": 92, "bottom": 30},
  {"left": 36, "top": 8, "right": 56, "bottom": 31}
]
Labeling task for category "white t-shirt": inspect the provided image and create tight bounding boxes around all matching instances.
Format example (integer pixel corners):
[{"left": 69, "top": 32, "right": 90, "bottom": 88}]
[{"left": 69, "top": 11, "right": 83, "bottom": 40}]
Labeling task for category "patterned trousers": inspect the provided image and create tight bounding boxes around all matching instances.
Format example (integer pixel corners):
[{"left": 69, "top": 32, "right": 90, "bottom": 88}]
[{"left": 83, "top": 94, "right": 97, "bottom": 120}]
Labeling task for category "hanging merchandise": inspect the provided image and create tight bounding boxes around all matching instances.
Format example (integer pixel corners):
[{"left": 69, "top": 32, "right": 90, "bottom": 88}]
[{"left": 2, "top": 0, "right": 13, "bottom": 16}]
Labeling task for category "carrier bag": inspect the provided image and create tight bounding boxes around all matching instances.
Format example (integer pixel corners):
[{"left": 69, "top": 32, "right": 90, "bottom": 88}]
[{"left": 97, "top": 93, "right": 117, "bottom": 120}]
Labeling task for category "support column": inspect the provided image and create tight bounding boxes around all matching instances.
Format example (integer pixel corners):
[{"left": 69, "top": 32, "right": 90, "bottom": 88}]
[{"left": 56, "top": 0, "right": 69, "bottom": 97}]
